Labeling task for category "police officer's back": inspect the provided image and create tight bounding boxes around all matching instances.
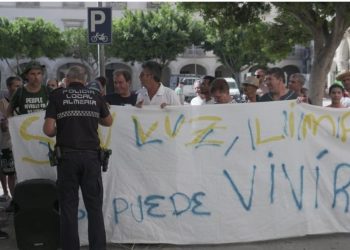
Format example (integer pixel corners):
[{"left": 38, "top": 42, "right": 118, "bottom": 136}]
[{"left": 43, "top": 65, "right": 113, "bottom": 250}]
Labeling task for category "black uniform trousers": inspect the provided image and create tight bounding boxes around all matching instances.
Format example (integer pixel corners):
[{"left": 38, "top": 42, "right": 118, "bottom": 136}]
[{"left": 57, "top": 150, "right": 106, "bottom": 250}]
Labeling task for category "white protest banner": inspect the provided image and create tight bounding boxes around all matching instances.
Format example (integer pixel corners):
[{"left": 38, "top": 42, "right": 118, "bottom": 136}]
[{"left": 8, "top": 101, "right": 350, "bottom": 245}]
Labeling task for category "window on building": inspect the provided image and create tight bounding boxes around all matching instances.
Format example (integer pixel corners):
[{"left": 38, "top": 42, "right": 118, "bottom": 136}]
[
  {"left": 147, "top": 2, "right": 161, "bottom": 9},
  {"left": 62, "top": 19, "right": 85, "bottom": 29},
  {"left": 16, "top": 2, "right": 40, "bottom": 8},
  {"left": 105, "top": 2, "right": 127, "bottom": 10},
  {"left": 62, "top": 2, "right": 84, "bottom": 8},
  {"left": 15, "top": 17, "right": 36, "bottom": 22}
]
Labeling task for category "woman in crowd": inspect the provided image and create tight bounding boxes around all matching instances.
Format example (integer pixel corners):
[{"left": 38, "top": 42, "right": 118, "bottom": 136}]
[{"left": 326, "top": 82, "right": 346, "bottom": 108}]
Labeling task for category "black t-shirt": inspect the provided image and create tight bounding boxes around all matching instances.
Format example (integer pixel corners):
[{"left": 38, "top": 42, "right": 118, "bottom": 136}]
[
  {"left": 45, "top": 83, "right": 110, "bottom": 150},
  {"left": 10, "top": 85, "right": 51, "bottom": 115},
  {"left": 104, "top": 92, "right": 137, "bottom": 106},
  {"left": 258, "top": 90, "right": 298, "bottom": 102}
]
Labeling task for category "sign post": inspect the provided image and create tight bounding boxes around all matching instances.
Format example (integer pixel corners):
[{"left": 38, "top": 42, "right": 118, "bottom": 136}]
[
  {"left": 87, "top": 7, "right": 112, "bottom": 77},
  {"left": 88, "top": 7, "right": 112, "bottom": 45}
]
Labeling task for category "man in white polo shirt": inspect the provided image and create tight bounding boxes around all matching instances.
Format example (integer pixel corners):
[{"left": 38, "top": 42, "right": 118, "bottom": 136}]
[{"left": 136, "top": 61, "right": 180, "bottom": 108}]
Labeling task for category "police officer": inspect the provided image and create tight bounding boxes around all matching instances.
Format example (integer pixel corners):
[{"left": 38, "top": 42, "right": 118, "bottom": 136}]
[{"left": 43, "top": 65, "right": 113, "bottom": 250}]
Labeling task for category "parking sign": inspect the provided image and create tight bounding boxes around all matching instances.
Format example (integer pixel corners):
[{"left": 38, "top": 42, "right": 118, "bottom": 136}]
[{"left": 88, "top": 7, "right": 112, "bottom": 44}]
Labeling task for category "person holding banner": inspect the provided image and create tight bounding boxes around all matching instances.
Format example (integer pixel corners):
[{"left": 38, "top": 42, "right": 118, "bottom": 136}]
[
  {"left": 258, "top": 67, "right": 298, "bottom": 102},
  {"left": 288, "top": 73, "right": 312, "bottom": 104},
  {"left": 136, "top": 61, "right": 180, "bottom": 108},
  {"left": 242, "top": 76, "right": 260, "bottom": 103},
  {"left": 7, "top": 61, "right": 50, "bottom": 116},
  {"left": 104, "top": 69, "right": 137, "bottom": 106},
  {"left": 326, "top": 82, "right": 347, "bottom": 108},
  {"left": 210, "top": 78, "right": 237, "bottom": 104},
  {"left": 255, "top": 68, "right": 268, "bottom": 96},
  {"left": 0, "top": 76, "right": 22, "bottom": 204},
  {"left": 191, "top": 78, "right": 215, "bottom": 105},
  {"left": 336, "top": 70, "right": 350, "bottom": 96},
  {"left": 43, "top": 65, "right": 113, "bottom": 250}
]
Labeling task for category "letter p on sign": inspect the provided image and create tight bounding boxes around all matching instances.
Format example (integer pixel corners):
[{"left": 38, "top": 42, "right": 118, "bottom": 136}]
[
  {"left": 88, "top": 7, "right": 112, "bottom": 44},
  {"left": 90, "top": 10, "right": 105, "bottom": 32}
]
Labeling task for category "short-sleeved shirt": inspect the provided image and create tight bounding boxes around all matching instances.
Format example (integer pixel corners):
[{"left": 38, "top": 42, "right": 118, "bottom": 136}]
[
  {"left": 341, "top": 97, "right": 350, "bottom": 107},
  {"left": 104, "top": 92, "right": 137, "bottom": 106},
  {"left": 258, "top": 90, "right": 298, "bottom": 102},
  {"left": 45, "top": 83, "right": 110, "bottom": 150},
  {"left": 10, "top": 85, "right": 50, "bottom": 115},
  {"left": 0, "top": 97, "right": 11, "bottom": 149},
  {"left": 136, "top": 83, "right": 181, "bottom": 106},
  {"left": 190, "top": 96, "right": 205, "bottom": 105},
  {"left": 175, "top": 86, "right": 184, "bottom": 104}
]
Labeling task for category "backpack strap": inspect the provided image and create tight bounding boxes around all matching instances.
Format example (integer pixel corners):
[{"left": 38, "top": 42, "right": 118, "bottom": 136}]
[{"left": 14, "top": 87, "right": 24, "bottom": 115}]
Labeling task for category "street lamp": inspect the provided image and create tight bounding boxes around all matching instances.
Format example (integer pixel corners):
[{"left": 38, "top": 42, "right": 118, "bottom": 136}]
[{"left": 192, "top": 44, "right": 197, "bottom": 76}]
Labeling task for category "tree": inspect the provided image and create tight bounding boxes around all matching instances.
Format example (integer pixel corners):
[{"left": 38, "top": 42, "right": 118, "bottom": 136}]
[
  {"left": 273, "top": 3, "right": 350, "bottom": 105},
  {"left": 62, "top": 27, "right": 100, "bottom": 75},
  {"left": 182, "top": 2, "right": 350, "bottom": 105},
  {"left": 0, "top": 18, "right": 66, "bottom": 75},
  {"left": 203, "top": 22, "right": 298, "bottom": 83},
  {"left": 180, "top": 3, "right": 311, "bottom": 84},
  {"left": 0, "top": 18, "right": 12, "bottom": 59},
  {"left": 109, "top": 4, "right": 205, "bottom": 68},
  {"left": 180, "top": 2, "right": 270, "bottom": 26}
]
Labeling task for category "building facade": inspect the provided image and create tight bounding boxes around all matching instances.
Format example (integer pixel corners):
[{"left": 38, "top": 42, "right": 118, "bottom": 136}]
[{"left": 0, "top": 2, "right": 339, "bottom": 93}]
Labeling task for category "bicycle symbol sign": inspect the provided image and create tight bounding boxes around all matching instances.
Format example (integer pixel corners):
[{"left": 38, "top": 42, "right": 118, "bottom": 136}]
[
  {"left": 90, "top": 33, "right": 109, "bottom": 43},
  {"left": 88, "top": 7, "right": 112, "bottom": 44}
]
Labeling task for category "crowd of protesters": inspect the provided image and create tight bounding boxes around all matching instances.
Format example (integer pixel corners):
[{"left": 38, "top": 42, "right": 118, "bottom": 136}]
[{"left": 0, "top": 60, "right": 349, "bottom": 244}]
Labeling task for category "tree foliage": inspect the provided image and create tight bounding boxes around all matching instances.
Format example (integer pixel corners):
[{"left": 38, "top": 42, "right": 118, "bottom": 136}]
[
  {"left": 274, "top": 2, "right": 350, "bottom": 105},
  {"left": 5, "top": 18, "right": 65, "bottom": 59},
  {"left": 204, "top": 23, "right": 271, "bottom": 80},
  {"left": 109, "top": 4, "right": 205, "bottom": 68},
  {"left": 181, "top": 2, "right": 350, "bottom": 105},
  {"left": 180, "top": 2, "right": 270, "bottom": 27},
  {"left": 62, "top": 27, "right": 101, "bottom": 74},
  {"left": 180, "top": 2, "right": 311, "bottom": 83},
  {"left": 0, "top": 17, "right": 66, "bottom": 74},
  {"left": 0, "top": 18, "right": 12, "bottom": 59}
]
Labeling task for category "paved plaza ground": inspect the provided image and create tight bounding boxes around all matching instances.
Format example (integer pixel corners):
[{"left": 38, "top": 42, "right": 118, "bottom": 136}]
[{"left": 1, "top": 189, "right": 350, "bottom": 250}]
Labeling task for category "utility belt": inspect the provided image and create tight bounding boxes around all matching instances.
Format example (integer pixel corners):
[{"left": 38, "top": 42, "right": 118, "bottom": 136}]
[
  {"left": 48, "top": 144, "right": 112, "bottom": 172},
  {"left": 60, "top": 147, "right": 99, "bottom": 154}
]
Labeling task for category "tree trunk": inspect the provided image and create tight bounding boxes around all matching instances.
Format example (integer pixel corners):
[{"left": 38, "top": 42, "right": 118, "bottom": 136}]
[
  {"left": 233, "top": 71, "right": 241, "bottom": 86},
  {"left": 309, "top": 62, "right": 329, "bottom": 106},
  {"left": 278, "top": 3, "right": 350, "bottom": 106},
  {"left": 309, "top": 37, "right": 347, "bottom": 105},
  {"left": 308, "top": 14, "right": 347, "bottom": 105}
]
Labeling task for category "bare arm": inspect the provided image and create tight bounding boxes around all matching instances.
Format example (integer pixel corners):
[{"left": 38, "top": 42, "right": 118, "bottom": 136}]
[
  {"left": 6, "top": 105, "right": 14, "bottom": 118},
  {"left": 99, "top": 114, "right": 113, "bottom": 127},
  {"left": 43, "top": 118, "right": 57, "bottom": 137}
]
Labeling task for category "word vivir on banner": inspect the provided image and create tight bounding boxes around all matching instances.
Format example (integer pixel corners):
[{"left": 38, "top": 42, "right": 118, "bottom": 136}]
[{"left": 8, "top": 101, "right": 350, "bottom": 245}]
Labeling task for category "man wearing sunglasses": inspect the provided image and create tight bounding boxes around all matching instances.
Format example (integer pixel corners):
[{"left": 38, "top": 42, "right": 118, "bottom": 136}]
[
  {"left": 136, "top": 61, "right": 180, "bottom": 108},
  {"left": 255, "top": 68, "right": 269, "bottom": 96}
]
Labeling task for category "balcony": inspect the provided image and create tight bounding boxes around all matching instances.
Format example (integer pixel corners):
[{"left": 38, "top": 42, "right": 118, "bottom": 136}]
[
  {"left": 147, "top": 2, "right": 161, "bottom": 9},
  {"left": 62, "top": 2, "right": 84, "bottom": 8},
  {"left": 105, "top": 2, "right": 127, "bottom": 10},
  {"left": 181, "top": 46, "right": 206, "bottom": 58},
  {"left": 16, "top": 2, "right": 40, "bottom": 8}
]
